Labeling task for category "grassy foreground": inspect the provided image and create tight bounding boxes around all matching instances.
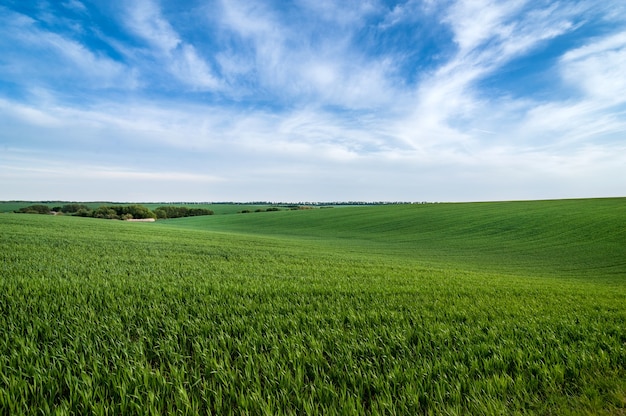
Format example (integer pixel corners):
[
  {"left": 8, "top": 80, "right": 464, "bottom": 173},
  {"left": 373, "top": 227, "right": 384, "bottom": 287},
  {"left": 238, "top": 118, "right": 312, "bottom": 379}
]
[{"left": 1, "top": 199, "right": 625, "bottom": 414}]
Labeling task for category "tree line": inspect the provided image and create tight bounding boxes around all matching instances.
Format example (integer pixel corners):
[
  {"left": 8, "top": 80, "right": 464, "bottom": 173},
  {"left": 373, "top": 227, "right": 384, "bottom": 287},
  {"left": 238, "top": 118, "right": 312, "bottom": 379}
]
[{"left": 14, "top": 204, "right": 214, "bottom": 220}]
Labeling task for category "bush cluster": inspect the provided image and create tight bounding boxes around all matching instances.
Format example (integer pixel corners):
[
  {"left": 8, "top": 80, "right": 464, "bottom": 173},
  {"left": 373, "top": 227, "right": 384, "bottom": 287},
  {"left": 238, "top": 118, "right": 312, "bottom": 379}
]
[
  {"left": 92, "top": 205, "right": 156, "bottom": 220},
  {"left": 14, "top": 205, "right": 51, "bottom": 215},
  {"left": 239, "top": 207, "right": 281, "bottom": 214},
  {"left": 153, "top": 206, "right": 214, "bottom": 219},
  {"left": 15, "top": 204, "right": 214, "bottom": 220}
]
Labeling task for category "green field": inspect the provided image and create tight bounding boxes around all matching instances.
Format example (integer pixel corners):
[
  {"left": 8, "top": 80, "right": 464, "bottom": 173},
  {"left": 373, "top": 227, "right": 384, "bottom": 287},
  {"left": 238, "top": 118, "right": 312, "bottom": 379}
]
[{"left": 1, "top": 198, "right": 625, "bottom": 414}]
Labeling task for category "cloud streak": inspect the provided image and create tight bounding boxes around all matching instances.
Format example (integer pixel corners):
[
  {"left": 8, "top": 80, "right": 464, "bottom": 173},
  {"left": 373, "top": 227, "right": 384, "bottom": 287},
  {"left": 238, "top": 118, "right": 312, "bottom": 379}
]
[{"left": 122, "top": 0, "right": 221, "bottom": 90}]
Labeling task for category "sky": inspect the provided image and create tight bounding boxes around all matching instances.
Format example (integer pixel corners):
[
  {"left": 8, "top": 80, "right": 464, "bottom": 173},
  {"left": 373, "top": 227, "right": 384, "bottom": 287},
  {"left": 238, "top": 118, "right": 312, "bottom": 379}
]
[{"left": 1, "top": 0, "right": 625, "bottom": 202}]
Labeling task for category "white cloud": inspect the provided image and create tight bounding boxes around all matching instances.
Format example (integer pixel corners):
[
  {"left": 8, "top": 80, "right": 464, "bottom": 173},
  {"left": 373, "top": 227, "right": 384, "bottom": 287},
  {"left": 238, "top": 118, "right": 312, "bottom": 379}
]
[
  {"left": 357, "top": 0, "right": 626, "bottom": 202},
  {"left": 0, "top": 148, "right": 225, "bottom": 201},
  {"left": 446, "top": 0, "right": 525, "bottom": 54},
  {"left": 46, "top": 34, "right": 135, "bottom": 87},
  {"left": 126, "top": 0, "right": 180, "bottom": 50},
  {"left": 0, "top": 157, "right": 221, "bottom": 184},
  {"left": 392, "top": 1, "right": 600, "bottom": 150},
  {"left": 217, "top": 0, "right": 297, "bottom": 91},
  {"left": 124, "top": 0, "right": 220, "bottom": 90},
  {"left": 442, "top": 1, "right": 580, "bottom": 78},
  {"left": 0, "top": 98, "right": 62, "bottom": 127},
  {"left": 561, "top": 31, "right": 626, "bottom": 101},
  {"left": 217, "top": 0, "right": 402, "bottom": 109},
  {"left": 62, "top": 0, "right": 87, "bottom": 13},
  {"left": 86, "top": 169, "right": 222, "bottom": 183},
  {"left": 295, "top": 0, "right": 380, "bottom": 26},
  {"left": 0, "top": 8, "right": 135, "bottom": 89},
  {"left": 379, "top": 0, "right": 420, "bottom": 29},
  {"left": 503, "top": 29, "right": 626, "bottom": 149}
]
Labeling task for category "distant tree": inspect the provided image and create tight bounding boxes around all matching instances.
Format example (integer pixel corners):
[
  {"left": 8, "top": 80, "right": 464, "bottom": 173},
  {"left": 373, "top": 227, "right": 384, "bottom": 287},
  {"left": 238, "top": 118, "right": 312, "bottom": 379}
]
[
  {"left": 93, "top": 206, "right": 119, "bottom": 220},
  {"left": 92, "top": 204, "right": 156, "bottom": 220},
  {"left": 61, "top": 204, "right": 90, "bottom": 214},
  {"left": 15, "top": 205, "right": 51, "bottom": 214},
  {"left": 154, "top": 206, "right": 213, "bottom": 219},
  {"left": 186, "top": 208, "right": 214, "bottom": 217},
  {"left": 124, "top": 205, "right": 156, "bottom": 220},
  {"left": 75, "top": 208, "right": 93, "bottom": 217},
  {"left": 154, "top": 208, "right": 168, "bottom": 219}
]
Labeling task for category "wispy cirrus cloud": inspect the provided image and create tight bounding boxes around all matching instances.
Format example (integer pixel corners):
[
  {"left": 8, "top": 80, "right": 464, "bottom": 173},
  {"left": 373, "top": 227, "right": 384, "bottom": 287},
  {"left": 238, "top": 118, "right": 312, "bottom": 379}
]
[
  {"left": 561, "top": 31, "right": 626, "bottom": 101},
  {"left": 0, "top": 7, "right": 135, "bottom": 92},
  {"left": 393, "top": 1, "right": 621, "bottom": 151},
  {"left": 216, "top": 0, "right": 405, "bottom": 109},
  {"left": 122, "top": 0, "right": 220, "bottom": 91},
  {"left": 62, "top": 0, "right": 87, "bottom": 14}
]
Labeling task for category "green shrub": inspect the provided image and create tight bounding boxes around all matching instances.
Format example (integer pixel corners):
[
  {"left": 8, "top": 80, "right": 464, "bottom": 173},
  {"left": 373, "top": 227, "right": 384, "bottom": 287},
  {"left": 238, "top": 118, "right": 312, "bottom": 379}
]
[
  {"left": 60, "top": 204, "right": 91, "bottom": 213},
  {"left": 154, "top": 206, "right": 213, "bottom": 219},
  {"left": 15, "top": 205, "right": 51, "bottom": 214}
]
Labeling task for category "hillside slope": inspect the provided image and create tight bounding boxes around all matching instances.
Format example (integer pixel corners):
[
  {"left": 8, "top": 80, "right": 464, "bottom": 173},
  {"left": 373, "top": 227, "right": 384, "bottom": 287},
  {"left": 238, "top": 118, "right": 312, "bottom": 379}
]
[
  {"left": 1, "top": 202, "right": 625, "bottom": 414},
  {"left": 159, "top": 198, "right": 626, "bottom": 279}
]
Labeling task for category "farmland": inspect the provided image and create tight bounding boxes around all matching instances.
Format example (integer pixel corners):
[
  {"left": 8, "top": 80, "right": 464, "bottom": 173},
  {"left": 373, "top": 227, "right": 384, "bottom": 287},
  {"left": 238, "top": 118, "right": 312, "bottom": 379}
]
[{"left": 1, "top": 198, "right": 625, "bottom": 414}]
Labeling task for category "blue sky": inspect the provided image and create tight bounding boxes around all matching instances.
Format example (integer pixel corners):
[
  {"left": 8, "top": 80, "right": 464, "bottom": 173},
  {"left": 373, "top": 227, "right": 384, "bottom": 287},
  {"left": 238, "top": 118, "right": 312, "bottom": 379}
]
[{"left": 1, "top": 0, "right": 625, "bottom": 202}]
